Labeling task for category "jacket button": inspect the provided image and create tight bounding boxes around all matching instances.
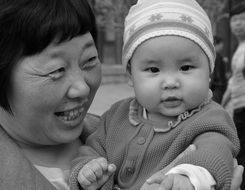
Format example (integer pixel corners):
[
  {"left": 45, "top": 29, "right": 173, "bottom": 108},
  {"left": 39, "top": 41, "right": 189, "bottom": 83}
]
[
  {"left": 137, "top": 137, "right": 146, "bottom": 144},
  {"left": 126, "top": 167, "right": 134, "bottom": 174}
]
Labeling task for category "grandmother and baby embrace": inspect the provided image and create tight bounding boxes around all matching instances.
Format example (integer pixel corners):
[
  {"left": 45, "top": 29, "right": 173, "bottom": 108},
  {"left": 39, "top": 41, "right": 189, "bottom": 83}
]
[{"left": 0, "top": 0, "right": 243, "bottom": 190}]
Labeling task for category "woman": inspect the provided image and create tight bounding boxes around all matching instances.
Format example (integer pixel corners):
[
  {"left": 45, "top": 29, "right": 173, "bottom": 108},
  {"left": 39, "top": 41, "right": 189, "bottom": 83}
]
[
  {"left": 0, "top": 0, "right": 242, "bottom": 190},
  {"left": 0, "top": 0, "right": 100, "bottom": 189}
]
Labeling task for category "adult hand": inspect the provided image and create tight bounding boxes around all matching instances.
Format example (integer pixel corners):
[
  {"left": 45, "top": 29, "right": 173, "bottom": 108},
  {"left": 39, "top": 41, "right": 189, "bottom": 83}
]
[
  {"left": 140, "top": 144, "right": 243, "bottom": 190},
  {"left": 140, "top": 144, "right": 196, "bottom": 190},
  {"left": 231, "top": 159, "right": 244, "bottom": 190}
]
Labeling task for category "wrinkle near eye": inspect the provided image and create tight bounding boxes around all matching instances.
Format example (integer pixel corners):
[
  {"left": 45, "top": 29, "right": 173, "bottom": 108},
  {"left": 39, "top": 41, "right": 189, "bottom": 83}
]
[
  {"left": 22, "top": 64, "right": 61, "bottom": 86},
  {"left": 21, "top": 72, "right": 51, "bottom": 87},
  {"left": 26, "top": 64, "right": 48, "bottom": 77}
]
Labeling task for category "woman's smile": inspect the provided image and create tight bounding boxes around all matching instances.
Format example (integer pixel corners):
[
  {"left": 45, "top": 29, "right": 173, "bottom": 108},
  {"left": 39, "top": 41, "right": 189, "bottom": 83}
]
[
  {"left": 55, "top": 106, "right": 84, "bottom": 122},
  {"left": 54, "top": 98, "right": 89, "bottom": 128}
]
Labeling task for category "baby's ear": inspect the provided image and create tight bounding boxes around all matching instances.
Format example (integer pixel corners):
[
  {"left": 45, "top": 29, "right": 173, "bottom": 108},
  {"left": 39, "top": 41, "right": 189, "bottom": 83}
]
[
  {"left": 126, "top": 70, "right": 133, "bottom": 87},
  {"left": 127, "top": 79, "right": 133, "bottom": 87}
]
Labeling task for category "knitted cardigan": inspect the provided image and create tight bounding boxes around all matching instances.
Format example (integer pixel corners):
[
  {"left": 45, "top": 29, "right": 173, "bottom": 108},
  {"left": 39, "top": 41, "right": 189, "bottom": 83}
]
[
  {"left": 70, "top": 97, "right": 240, "bottom": 190},
  {"left": 0, "top": 126, "right": 57, "bottom": 190},
  {"left": 0, "top": 113, "right": 99, "bottom": 190}
]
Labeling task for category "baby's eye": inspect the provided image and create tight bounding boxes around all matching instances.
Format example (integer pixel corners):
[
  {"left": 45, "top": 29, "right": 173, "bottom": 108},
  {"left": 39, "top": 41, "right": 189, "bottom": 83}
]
[
  {"left": 88, "top": 56, "right": 97, "bottom": 63},
  {"left": 180, "top": 65, "right": 194, "bottom": 71},
  {"left": 145, "top": 67, "right": 160, "bottom": 73},
  {"left": 48, "top": 68, "right": 65, "bottom": 79}
]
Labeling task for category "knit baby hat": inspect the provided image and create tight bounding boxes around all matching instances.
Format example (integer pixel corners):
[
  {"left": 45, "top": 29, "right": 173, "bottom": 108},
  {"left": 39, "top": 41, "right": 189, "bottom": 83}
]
[{"left": 122, "top": 0, "right": 216, "bottom": 73}]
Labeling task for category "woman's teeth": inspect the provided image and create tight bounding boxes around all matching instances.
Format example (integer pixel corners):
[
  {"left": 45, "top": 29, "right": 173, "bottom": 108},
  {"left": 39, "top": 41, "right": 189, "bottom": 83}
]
[{"left": 55, "top": 107, "right": 84, "bottom": 121}]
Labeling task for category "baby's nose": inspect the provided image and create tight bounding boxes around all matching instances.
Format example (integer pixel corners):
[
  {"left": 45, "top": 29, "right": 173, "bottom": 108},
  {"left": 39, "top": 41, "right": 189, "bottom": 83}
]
[{"left": 161, "top": 76, "right": 180, "bottom": 89}]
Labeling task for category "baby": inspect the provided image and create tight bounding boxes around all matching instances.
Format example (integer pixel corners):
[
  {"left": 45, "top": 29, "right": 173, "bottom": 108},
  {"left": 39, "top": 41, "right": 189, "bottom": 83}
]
[{"left": 69, "top": 0, "right": 240, "bottom": 189}]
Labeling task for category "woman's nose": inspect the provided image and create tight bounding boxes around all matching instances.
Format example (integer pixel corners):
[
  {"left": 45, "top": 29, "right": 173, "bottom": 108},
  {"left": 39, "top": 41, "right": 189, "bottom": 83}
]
[{"left": 67, "top": 73, "right": 90, "bottom": 99}]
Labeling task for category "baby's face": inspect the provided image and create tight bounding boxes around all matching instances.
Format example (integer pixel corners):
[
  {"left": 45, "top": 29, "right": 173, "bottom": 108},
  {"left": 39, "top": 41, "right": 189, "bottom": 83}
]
[{"left": 129, "top": 35, "right": 210, "bottom": 120}]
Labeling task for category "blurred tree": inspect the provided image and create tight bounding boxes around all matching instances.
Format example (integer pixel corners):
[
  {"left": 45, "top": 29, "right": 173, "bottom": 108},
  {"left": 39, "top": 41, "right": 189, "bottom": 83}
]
[
  {"left": 196, "top": 0, "right": 229, "bottom": 27},
  {"left": 93, "top": 0, "right": 136, "bottom": 32},
  {"left": 92, "top": 0, "right": 137, "bottom": 64},
  {"left": 93, "top": 0, "right": 228, "bottom": 33}
]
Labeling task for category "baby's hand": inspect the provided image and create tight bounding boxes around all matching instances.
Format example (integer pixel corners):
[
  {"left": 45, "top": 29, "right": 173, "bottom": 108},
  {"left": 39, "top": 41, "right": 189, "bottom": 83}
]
[
  {"left": 78, "top": 157, "right": 116, "bottom": 190},
  {"left": 159, "top": 174, "right": 194, "bottom": 190}
]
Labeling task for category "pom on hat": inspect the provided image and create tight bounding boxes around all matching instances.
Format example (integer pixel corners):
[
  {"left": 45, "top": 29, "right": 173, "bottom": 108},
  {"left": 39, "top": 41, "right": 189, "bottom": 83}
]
[{"left": 122, "top": 0, "right": 216, "bottom": 73}]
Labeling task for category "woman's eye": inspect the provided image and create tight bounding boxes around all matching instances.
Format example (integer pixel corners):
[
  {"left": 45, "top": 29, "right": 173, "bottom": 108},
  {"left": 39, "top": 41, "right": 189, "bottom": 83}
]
[
  {"left": 82, "top": 56, "right": 99, "bottom": 69},
  {"left": 145, "top": 67, "right": 159, "bottom": 73},
  {"left": 48, "top": 68, "right": 65, "bottom": 79},
  {"left": 180, "top": 65, "right": 194, "bottom": 71}
]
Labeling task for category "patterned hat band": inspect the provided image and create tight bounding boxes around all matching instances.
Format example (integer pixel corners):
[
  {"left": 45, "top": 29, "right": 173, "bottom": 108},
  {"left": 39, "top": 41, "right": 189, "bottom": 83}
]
[
  {"left": 122, "top": 0, "right": 216, "bottom": 73},
  {"left": 123, "top": 21, "right": 216, "bottom": 72}
]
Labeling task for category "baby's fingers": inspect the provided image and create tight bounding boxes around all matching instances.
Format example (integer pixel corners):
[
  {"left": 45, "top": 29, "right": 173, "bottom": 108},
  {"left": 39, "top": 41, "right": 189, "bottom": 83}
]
[
  {"left": 78, "top": 167, "right": 96, "bottom": 187},
  {"left": 85, "top": 158, "right": 108, "bottom": 178},
  {"left": 108, "top": 164, "right": 117, "bottom": 173},
  {"left": 93, "top": 158, "right": 116, "bottom": 175},
  {"left": 95, "top": 164, "right": 116, "bottom": 188},
  {"left": 95, "top": 157, "right": 110, "bottom": 171}
]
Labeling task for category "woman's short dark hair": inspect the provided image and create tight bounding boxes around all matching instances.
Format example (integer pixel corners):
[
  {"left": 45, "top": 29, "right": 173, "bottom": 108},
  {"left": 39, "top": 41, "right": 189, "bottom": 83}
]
[
  {"left": 0, "top": 0, "right": 97, "bottom": 112},
  {"left": 231, "top": 1, "right": 245, "bottom": 17}
]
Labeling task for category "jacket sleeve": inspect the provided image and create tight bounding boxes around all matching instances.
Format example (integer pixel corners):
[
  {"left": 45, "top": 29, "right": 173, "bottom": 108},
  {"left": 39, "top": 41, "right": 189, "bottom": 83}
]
[
  {"left": 0, "top": 128, "right": 57, "bottom": 190},
  {"left": 173, "top": 105, "right": 240, "bottom": 190},
  {"left": 79, "top": 113, "right": 101, "bottom": 144}
]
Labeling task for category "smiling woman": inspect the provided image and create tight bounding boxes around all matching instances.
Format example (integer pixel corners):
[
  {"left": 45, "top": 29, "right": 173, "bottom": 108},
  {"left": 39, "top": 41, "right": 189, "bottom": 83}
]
[
  {"left": 0, "top": 0, "right": 101, "bottom": 189},
  {"left": 7, "top": 34, "right": 101, "bottom": 144}
]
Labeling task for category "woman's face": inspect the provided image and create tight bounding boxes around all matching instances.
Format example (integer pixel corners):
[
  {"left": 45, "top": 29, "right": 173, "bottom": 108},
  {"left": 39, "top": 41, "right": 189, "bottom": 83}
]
[
  {"left": 6, "top": 33, "right": 101, "bottom": 145},
  {"left": 230, "top": 12, "right": 245, "bottom": 39}
]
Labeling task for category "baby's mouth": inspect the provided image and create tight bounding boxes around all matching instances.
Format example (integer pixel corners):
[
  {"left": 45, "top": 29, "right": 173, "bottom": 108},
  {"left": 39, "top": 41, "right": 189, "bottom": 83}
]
[
  {"left": 55, "top": 107, "right": 84, "bottom": 121},
  {"left": 162, "top": 97, "right": 182, "bottom": 107},
  {"left": 164, "top": 97, "right": 180, "bottom": 102}
]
